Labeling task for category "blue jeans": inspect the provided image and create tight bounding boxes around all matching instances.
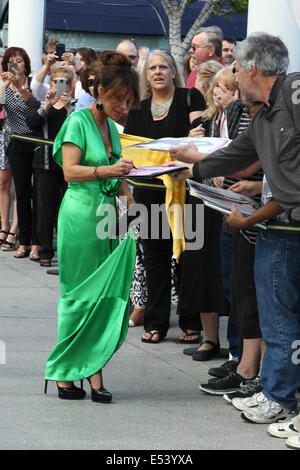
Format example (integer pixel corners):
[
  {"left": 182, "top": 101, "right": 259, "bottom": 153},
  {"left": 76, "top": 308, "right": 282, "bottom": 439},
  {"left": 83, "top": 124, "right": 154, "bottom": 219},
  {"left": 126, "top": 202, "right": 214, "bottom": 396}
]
[
  {"left": 220, "top": 231, "right": 240, "bottom": 361},
  {"left": 254, "top": 230, "right": 300, "bottom": 410}
]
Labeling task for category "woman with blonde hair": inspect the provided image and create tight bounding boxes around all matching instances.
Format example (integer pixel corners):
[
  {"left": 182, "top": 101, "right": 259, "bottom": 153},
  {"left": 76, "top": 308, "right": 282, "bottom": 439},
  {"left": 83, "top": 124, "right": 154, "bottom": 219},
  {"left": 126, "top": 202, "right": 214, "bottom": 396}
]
[
  {"left": 195, "top": 60, "right": 223, "bottom": 100},
  {"left": 190, "top": 66, "right": 237, "bottom": 138},
  {"left": 178, "top": 67, "right": 237, "bottom": 361},
  {"left": 189, "top": 60, "right": 223, "bottom": 138},
  {"left": 203, "top": 66, "right": 238, "bottom": 126},
  {"left": 125, "top": 48, "right": 206, "bottom": 343}
]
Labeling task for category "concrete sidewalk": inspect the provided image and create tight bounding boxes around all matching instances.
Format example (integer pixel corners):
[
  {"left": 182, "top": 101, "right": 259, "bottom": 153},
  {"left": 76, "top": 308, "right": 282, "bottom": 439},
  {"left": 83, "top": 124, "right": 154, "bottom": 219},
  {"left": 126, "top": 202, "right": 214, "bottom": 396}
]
[{"left": 0, "top": 248, "right": 292, "bottom": 451}]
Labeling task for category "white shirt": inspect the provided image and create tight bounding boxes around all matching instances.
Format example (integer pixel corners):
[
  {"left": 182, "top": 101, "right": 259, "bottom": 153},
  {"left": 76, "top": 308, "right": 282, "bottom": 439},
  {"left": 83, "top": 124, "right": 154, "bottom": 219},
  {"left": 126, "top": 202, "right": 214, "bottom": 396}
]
[{"left": 31, "top": 75, "right": 50, "bottom": 102}]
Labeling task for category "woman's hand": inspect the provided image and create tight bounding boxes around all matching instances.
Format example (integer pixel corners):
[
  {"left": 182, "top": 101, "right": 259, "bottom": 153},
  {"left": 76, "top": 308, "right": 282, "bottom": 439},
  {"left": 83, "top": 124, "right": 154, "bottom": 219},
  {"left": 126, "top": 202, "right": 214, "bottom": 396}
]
[
  {"left": 214, "top": 83, "right": 236, "bottom": 109},
  {"left": 62, "top": 52, "right": 82, "bottom": 72},
  {"left": 169, "top": 142, "right": 203, "bottom": 163},
  {"left": 45, "top": 52, "right": 58, "bottom": 69},
  {"left": 43, "top": 89, "right": 59, "bottom": 111},
  {"left": 224, "top": 205, "right": 248, "bottom": 228},
  {"left": 1, "top": 71, "right": 16, "bottom": 89},
  {"left": 61, "top": 52, "right": 74, "bottom": 64},
  {"left": 59, "top": 92, "right": 72, "bottom": 108},
  {"left": 188, "top": 123, "right": 205, "bottom": 138},
  {"left": 109, "top": 158, "right": 134, "bottom": 177},
  {"left": 229, "top": 180, "right": 262, "bottom": 197}
]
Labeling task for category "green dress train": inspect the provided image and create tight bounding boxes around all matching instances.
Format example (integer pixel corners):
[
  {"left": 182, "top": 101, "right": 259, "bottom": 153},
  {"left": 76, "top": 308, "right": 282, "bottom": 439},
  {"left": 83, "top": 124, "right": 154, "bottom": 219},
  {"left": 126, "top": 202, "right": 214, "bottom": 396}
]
[{"left": 45, "top": 108, "right": 136, "bottom": 382}]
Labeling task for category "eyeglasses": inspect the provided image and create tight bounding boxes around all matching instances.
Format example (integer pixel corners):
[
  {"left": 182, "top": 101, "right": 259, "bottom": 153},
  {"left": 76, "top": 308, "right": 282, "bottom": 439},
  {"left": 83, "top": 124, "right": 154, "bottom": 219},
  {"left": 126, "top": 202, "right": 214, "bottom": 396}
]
[
  {"left": 127, "top": 55, "right": 137, "bottom": 61},
  {"left": 190, "top": 45, "right": 209, "bottom": 52},
  {"left": 87, "top": 78, "right": 94, "bottom": 87}
]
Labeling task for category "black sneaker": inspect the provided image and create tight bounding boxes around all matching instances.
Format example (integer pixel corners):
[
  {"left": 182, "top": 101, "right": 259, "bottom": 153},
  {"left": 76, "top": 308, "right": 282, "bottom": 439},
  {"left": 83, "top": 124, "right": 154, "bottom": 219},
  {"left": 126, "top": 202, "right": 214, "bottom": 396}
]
[
  {"left": 223, "top": 377, "right": 262, "bottom": 403},
  {"left": 199, "top": 372, "right": 253, "bottom": 396},
  {"left": 208, "top": 360, "right": 238, "bottom": 378}
]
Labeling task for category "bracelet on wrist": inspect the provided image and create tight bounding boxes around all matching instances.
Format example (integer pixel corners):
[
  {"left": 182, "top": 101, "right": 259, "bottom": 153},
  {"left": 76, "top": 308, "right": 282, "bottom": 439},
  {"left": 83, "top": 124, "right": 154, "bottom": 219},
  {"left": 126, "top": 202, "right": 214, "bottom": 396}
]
[{"left": 94, "top": 166, "right": 100, "bottom": 179}]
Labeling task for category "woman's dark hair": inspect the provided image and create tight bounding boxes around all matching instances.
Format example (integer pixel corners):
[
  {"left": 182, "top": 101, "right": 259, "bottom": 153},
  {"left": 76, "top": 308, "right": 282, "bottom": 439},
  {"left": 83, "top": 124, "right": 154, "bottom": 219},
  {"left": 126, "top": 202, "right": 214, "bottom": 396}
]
[
  {"left": 80, "top": 60, "right": 103, "bottom": 93},
  {"left": 75, "top": 47, "right": 97, "bottom": 67},
  {"left": 2, "top": 47, "right": 31, "bottom": 76},
  {"left": 93, "top": 50, "right": 140, "bottom": 108}
]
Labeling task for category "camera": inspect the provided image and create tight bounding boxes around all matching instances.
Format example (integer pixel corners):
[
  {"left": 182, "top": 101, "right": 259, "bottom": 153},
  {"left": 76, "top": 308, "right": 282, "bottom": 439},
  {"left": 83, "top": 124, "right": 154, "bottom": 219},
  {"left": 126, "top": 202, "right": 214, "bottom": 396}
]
[
  {"left": 9, "top": 62, "right": 18, "bottom": 75},
  {"left": 55, "top": 43, "right": 65, "bottom": 61},
  {"left": 56, "top": 78, "right": 68, "bottom": 96}
]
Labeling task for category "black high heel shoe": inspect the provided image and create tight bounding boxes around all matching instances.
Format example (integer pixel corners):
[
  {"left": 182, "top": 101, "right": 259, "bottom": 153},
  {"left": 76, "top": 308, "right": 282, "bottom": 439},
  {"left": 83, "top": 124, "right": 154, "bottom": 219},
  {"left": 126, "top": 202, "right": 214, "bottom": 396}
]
[
  {"left": 44, "top": 380, "right": 86, "bottom": 400},
  {"left": 87, "top": 371, "right": 112, "bottom": 403}
]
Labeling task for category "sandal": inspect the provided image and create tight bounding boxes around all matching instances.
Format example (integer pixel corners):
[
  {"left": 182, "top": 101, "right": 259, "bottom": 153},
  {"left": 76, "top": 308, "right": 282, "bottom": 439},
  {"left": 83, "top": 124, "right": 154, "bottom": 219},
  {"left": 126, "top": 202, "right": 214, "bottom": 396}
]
[
  {"left": 192, "top": 340, "right": 220, "bottom": 362},
  {"left": 0, "top": 230, "right": 9, "bottom": 246},
  {"left": 29, "top": 250, "right": 40, "bottom": 262},
  {"left": 178, "top": 330, "right": 201, "bottom": 344},
  {"left": 141, "top": 330, "right": 161, "bottom": 344},
  {"left": 14, "top": 248, "right": 30, "bottom": 258},
  {"left": 1, "top": 232, "right": 16, "bottom": 251},
  {"left": 40, "top": 259, "right": 52, "bottom": 267}
]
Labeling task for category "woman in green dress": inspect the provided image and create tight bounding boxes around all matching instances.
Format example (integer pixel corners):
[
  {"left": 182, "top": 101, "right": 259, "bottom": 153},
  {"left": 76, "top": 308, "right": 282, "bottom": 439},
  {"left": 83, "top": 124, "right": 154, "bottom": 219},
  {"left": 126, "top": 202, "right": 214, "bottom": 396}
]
[{"left": 44, "top": 51, "right": 140, "bottom": 402}]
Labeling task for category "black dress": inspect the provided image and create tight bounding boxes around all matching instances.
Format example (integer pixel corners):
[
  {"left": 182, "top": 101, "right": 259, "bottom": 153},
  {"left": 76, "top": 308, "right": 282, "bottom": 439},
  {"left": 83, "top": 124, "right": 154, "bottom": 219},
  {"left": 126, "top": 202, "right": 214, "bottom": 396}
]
[{"left": 125, "top": 87, "right": 206, "bottom": 337}]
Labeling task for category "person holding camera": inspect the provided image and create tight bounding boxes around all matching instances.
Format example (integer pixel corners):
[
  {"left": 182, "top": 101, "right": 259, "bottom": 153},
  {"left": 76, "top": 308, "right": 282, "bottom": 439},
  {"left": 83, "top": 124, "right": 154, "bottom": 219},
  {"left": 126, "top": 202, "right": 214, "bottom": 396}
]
[
  {"left": 0, "top": 46, "right": 40, "bottom": 260},
  {"left": 31, "top": 50, "right": 57, "bottom": 102},
  {"left": 27, "top": 67, "right": 76, "bottom": 267},
  {"left": 62, "top": 47, "right": 98, "bottom": 99},
  {"left": 31, "top": 42, "right": 80, "bottom": 102}
]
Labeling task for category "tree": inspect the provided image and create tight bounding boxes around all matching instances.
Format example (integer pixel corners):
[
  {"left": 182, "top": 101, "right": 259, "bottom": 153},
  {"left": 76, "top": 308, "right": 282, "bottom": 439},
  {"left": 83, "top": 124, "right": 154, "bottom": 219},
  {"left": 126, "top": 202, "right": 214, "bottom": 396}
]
[{"left": 151, "top": 0, "right": 248, "bottom": 64}]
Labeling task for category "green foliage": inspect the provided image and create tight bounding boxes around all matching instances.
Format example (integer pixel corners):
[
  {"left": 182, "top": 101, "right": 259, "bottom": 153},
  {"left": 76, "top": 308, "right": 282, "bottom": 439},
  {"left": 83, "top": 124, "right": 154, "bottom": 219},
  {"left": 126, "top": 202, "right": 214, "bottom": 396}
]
[{"left": 230, "top": 0, "right": 248, "bottom": 13}]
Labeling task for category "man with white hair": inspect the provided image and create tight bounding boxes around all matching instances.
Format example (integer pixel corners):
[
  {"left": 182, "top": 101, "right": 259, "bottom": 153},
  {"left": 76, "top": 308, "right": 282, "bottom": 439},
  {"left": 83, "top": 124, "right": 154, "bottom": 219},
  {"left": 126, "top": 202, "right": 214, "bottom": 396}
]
[
  {"left": 168, "top": 33, "right": 300, "bottom": 428},
  {"left": 186, "top": 26, "right": 223, "bottom": 87}
]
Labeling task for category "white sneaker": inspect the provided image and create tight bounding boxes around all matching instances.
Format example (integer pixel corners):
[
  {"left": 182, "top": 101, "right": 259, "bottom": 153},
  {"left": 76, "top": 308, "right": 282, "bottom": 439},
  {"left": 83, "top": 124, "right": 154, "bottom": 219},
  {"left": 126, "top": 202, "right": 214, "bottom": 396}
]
[
  {"left": 241, "top": 397, "right": 297, "bottom": 424},
  {"left": 268, "top": 417, "right": 300, "bottom": 438},
  {"left": 232, "top": 391, "right": 267, "bottom": 411},
  {"left": 285, "top": 435, "right": 300, "bottom": 449},
  {"left": 293, "top": 413, "right": 300, "bottom": 431}
]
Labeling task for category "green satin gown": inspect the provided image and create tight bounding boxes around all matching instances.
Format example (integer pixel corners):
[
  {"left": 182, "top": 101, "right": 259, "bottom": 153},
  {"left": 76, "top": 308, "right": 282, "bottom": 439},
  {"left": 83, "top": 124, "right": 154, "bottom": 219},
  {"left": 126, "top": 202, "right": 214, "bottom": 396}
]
[{"left": 45, "top": 108, "right": 136, "bottom": 382}]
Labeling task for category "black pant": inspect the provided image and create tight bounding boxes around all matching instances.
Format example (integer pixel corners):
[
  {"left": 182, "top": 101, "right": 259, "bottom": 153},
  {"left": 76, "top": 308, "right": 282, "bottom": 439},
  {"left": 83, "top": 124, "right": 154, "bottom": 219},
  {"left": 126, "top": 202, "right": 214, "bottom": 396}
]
[
  {"left": 35, "top": 165, "right": 67, "bottom": 260},
  {"left": 7, "top": 142, "right": 39, "bottom": 246},
  {"left": 231, "top": 229, "right": 261, "bottom": 339},
  {"left": 133, "top": 186, "right": 173, "bottom": 337},
  {"left": 177, "top": 197, "right": 230, "bottom": 330}
]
